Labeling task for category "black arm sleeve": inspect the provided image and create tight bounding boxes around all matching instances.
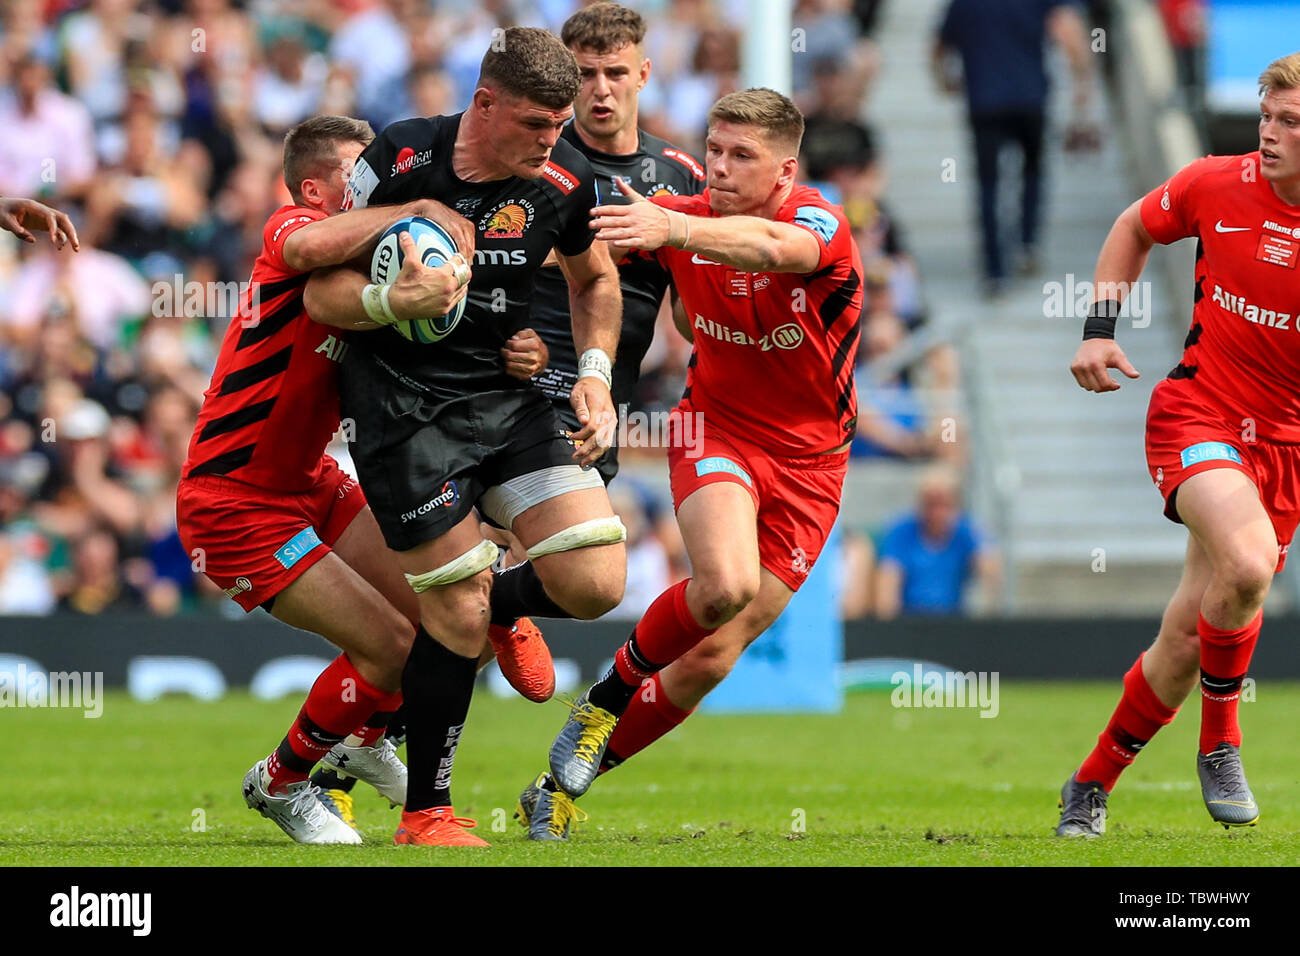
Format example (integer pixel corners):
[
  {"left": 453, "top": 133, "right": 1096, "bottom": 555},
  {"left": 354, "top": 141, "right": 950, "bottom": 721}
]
[{"left": 555, "top": 171, "right": 598, "bottom": 258}]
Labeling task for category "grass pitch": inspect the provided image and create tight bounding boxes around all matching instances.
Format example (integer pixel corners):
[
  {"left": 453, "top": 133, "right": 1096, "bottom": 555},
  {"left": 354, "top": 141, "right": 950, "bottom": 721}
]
[{"left": 5, "top": 684, "right": 1298, "bottom": 866}]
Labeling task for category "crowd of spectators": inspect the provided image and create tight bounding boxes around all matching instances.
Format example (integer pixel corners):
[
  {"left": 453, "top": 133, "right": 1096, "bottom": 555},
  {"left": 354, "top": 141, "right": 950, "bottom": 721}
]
[{"left": 0, "top": 0, "right": 980, "bottom": 620}]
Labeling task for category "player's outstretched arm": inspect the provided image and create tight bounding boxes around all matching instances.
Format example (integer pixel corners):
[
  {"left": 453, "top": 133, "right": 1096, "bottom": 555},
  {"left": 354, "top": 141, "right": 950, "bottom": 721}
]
[
  {"left": 556, "top": 239, "right": 622, "bottom": 467},
  {"left": 283, "top": 199, "right": 475, "bottom": 272},
  {"left": 682, "top": 215, "right": 821, "bottom": 274},
  {"left": 304, "top": 231, "right": 468, "bottom": 330},
  {"left": 591, "top": 178, "right": 821, "bottom": 274},
  {"left": 0, "top": 196, "right": 79, "bottom": 250},
  {"left": 1069, "top": 200, "right": 1153, "bottom": 393}
]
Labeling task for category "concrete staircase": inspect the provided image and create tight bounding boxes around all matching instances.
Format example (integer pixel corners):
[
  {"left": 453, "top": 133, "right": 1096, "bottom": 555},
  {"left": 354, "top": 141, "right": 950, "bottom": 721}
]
[{"left": 867, "top": 0, "right": 1192, "bottom": 613}]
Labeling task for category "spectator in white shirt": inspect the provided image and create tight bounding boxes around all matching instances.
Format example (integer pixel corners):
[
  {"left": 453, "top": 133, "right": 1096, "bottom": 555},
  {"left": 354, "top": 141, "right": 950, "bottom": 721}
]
[{"left": 0, "top": 54, "right": 96, "bottom": 202}]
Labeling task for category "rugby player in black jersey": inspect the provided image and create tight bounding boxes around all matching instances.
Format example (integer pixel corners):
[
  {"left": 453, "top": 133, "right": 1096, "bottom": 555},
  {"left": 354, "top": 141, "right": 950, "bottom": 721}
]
[
  {"left": 504, "top": 4, "right": 705, "bottom": 839},
  {"left": 528, "top": 3, "right": 705, "bottom": 485},
  {"left": 304, "top": 27, "right": 626, "bottom": 847}
]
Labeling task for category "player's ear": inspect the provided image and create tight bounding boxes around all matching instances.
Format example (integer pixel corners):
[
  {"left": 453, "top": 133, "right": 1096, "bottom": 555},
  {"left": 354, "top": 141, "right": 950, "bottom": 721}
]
[
  {"left": 472, "top": 87, "right": 495, "bottom": 116},
  {"left": 638, "top": 56, "right": 651, "bottom": 90},
  {"left": 777, "top": 155, "right": 799, "bottom": 190},
  {"left": 300, "top": 177, "right": 321, "bottom": 207}
]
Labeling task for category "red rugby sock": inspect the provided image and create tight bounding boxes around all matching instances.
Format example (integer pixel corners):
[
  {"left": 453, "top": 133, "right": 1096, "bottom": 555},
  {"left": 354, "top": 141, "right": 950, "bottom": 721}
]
[
  {"left": 598, "top": 673, "right": 694, "bottom": 773},
  {"left": 265, "top": 655, "right": 397, "bottom": 792},
  {"left": 354, "top": 706, "right": 401, "bottom": 747},
  {"left": 613, "top": 579, "right": 713, "bottom": 683},
  {"left": 587, "top": 580, "right": 716, "bottom": 716},
  {"left": 1077, "top": 654, "right": 1178, "bottom": 791},
  {"left": 1198, "top": 610, "right": 1261, "bottom": 752}
]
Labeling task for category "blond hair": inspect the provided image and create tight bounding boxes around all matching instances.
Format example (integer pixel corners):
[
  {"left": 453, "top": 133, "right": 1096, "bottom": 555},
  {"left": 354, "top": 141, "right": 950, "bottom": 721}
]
[
  {"left": 707, "top": 88, "right": 804, "bottom": 157},
  {"left": 1259, "top": 52, "right": 1300, "bottom": 96}
]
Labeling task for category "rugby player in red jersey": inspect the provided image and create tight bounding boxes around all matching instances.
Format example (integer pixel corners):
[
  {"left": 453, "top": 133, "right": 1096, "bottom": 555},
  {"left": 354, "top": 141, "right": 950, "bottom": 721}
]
[
  {"left": 519, "top": 88, "right": 865, "bottom": 838},
  {"left": 1059, "top": 52, "right": 1300, "bottom": 836},
  {"left": 176, "top": 115, "right": 548, "bottom": 844}
]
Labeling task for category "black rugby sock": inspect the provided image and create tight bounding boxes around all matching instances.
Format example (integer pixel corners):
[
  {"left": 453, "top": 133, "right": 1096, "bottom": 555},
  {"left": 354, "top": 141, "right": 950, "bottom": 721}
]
[
  {"left": 402, "top": 628, "right": 479, "bottom": 811},
  {"left": 310, "top": 766, "right": 357, "bottom": 792},
  {"left": 489, "top": 560, "right": 572, "bottom": 626}
]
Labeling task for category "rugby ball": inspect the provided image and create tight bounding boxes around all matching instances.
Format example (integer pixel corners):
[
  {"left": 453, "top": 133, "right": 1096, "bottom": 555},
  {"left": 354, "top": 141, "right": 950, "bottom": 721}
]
[{"left": 369, "top": 217, "right": 467, "bottom": 343}]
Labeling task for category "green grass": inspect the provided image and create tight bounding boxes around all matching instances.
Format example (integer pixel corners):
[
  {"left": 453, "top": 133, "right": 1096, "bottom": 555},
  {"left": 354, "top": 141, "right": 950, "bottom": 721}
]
[{"left": 4, "top": 684, "right": 1298, "bottom": 866}]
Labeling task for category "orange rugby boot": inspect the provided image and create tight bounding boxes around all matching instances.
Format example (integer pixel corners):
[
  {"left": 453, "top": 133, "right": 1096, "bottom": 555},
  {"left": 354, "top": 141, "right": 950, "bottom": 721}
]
[
  {"left": 393, "top": 807, "right": 490, "bottom": 847},
  {"left": 488, "top": 617, "right": 556, "bottom": 703}
]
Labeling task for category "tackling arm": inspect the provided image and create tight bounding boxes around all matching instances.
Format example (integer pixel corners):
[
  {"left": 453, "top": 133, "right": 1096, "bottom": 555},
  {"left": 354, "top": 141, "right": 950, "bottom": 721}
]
[
  {"left": 677, "top": 215, "right": 822, "bottom": 275},
  {"left": 589, "top": 180, "right": 821, "bottom": 274},
  {"left": 284, "top": 199, "right": 476, "bottom": 272},
  {"left": 305, "top": 231, "right": 467, "bottom": 331}
]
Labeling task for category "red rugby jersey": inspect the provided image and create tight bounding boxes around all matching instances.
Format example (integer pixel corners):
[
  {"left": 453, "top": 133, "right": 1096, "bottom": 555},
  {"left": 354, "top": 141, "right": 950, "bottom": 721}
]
[
  {"left": 652, "top": 185, "right": 864, "bottom": 456},
  {"left": 184, "top": 205, "right": 349, "bottom": 492},
  {"left": 1140, "top": 153, "right": 1300, "bottom": 441}
]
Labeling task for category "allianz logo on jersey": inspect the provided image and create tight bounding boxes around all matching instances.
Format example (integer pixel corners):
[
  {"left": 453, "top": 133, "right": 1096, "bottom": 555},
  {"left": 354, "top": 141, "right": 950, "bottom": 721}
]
[
  {"left": 693, "top": 314, "right": 805, "bottom": 351},
  {"left": 1211, "top": 283, "right": 1293, "bottom": 329},
  {"left": 1263, "top": 219, "right": 1300, "bottom": 239}
]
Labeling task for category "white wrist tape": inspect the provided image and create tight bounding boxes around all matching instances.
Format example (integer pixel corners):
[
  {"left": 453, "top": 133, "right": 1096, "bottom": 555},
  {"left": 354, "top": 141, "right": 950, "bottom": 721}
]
[
  {"left": 362, "top": 283, "right": 398, "bottom": 325},
  {"left": 451, "top": 253, "right": 471, "bottom": 288},
  {"left": 577, "top": 348, "right": 613, "bottom": 388},
  {"left": 665, "top": 209, "right": 692, "bottom": 249}
]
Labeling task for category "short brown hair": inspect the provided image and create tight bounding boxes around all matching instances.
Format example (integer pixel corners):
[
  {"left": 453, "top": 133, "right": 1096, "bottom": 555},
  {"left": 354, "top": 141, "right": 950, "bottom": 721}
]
[
  {"left": 707, "top": 88, "right": 805, "bottom": 156},
  {"left": 561, "top": 2, "right": 646, "bottom": 54},
  {"left": 478, "top": 26, "right": 580, "bottom": 110},
  {"left": 1260, "top": 52, "right": 1300, "bottom": 96},
  {"left": 283, "top": 115, "right": 374, "bottom": 204}
]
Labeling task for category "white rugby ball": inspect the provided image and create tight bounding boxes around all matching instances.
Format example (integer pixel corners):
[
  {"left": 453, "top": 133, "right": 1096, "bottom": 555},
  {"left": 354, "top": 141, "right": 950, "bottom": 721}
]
[{"left": 370, "top": 217, "right": 467, "bottom": 343}]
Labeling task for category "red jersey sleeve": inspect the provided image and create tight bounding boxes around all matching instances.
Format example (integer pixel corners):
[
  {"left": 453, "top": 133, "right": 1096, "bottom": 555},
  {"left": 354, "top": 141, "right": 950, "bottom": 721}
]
[
  {"left": 778, "top": 191, "right": 852, "bottom": 273},
  {"left": 261, "top": 205, "right": 328, "bottom": 275},
  {"left": 1139, "top": 155, "right": 1225, "bottom": 245}
]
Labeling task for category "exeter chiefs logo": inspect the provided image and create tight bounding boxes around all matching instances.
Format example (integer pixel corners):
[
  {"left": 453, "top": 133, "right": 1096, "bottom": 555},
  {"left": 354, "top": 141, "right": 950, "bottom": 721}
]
[{"left": 480, "top": 199, "right": 535, "bottom": 239}]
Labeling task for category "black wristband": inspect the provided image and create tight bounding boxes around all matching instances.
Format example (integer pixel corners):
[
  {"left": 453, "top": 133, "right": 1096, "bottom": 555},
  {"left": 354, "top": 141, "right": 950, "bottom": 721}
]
[{"left": 1082, "top": 298, "right": 1122, "bottom": 340}]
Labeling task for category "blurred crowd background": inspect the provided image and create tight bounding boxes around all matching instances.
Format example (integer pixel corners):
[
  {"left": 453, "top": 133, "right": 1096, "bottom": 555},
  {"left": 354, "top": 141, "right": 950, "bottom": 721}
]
[{"left": 0, "top": 0, "right": 1211, "bottom": 621}]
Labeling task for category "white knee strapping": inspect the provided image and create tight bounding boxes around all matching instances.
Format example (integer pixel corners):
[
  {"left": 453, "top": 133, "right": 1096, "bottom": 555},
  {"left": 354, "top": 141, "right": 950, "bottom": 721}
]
[
  {"left": 404, "top": 539, "right": 498, "bottom": 593},
  {"left": 480, "top": 465, "right": 606, "bottom": 529},
  {"left": 525, "top": 516, "right": 627, "bottom": 560}
]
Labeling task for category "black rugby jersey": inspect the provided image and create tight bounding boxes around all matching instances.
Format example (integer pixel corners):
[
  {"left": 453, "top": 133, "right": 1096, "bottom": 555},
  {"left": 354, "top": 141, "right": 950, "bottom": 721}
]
[
  {"left": 530, "top": 124, "right": 705, "bottom": 433},
  {"left": 342, "top": 112, "right": 599, "bottom": 394}
]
